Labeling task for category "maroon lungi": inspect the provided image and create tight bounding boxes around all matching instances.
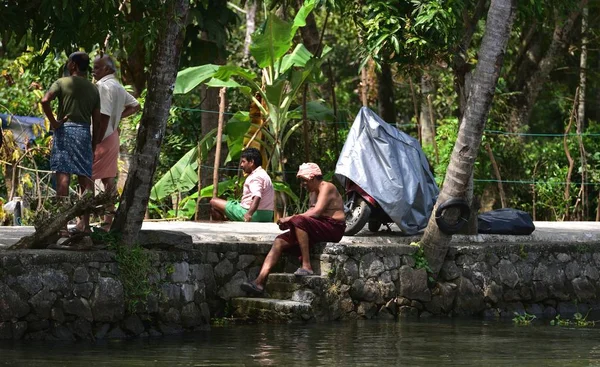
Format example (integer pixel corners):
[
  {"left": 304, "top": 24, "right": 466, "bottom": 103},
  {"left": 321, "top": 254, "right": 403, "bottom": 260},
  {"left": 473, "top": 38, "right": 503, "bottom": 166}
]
[{"left": 277, "top": 215, "right": 346, "bottom": 246}]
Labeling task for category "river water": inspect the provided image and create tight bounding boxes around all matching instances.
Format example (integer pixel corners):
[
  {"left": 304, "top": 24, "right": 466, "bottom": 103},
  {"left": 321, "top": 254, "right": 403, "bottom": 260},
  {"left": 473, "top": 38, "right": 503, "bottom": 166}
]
[{"left": 2, "top": 319, "right": 599, "bottom": 366}]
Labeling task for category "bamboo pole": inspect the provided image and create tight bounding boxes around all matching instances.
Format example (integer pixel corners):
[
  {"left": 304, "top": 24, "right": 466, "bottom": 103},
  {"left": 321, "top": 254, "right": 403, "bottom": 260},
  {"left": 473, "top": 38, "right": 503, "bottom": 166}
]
[
  {"left": 211, "top": 87, "right": 226, "bottom": 221},
  {"left": 302, "top": 84, "right": 310, "bottom": 162},
  {"left": 562, "top": 88, "right": 579, "bottom": 221},
  {"left": 485, "top": 143, "right": 506, "bottom": 208},
  {"left": 408, "top": 77, "right": 421, "bottom": 144},
  {"left": 194, "top": 148, "right": 202, "bottom": 221},
  {"left": 426, "top": 94, "right": 439, "bottom": 165}
]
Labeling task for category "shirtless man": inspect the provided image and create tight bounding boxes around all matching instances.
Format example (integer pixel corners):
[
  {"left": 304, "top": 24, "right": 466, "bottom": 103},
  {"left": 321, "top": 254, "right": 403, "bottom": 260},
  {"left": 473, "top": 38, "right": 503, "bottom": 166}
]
[{"left": 241, "top": 162, "right": 346, "bottom": 295}]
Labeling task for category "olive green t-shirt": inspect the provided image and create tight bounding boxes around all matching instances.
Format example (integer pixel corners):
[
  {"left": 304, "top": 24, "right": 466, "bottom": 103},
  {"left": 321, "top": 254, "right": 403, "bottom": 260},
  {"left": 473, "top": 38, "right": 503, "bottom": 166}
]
[{"left": 49, "top": 76, "right": 100, "bottom": 124}]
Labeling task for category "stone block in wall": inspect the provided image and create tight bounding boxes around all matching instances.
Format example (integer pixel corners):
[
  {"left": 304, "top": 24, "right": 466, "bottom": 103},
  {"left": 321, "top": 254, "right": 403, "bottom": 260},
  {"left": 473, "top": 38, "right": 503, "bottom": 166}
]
[
  {"left": 0, "top": 282, "right": 30, "bottom": 321},
  {"left": 519, "top": 286, "right": 533, "bottom": 301},
  {"left": 90, "top": 277, "right": 124, "bottom": 322},
  {"left": 525, "top": 303, "right": 543, "bottom": 317},
  {"left": 69, "top": 319, "right": 92, "bottom": 339},
  {"left": 440, "top": 261, "right": 460, "bottom": 281},
  {"left": 73, "top": 267, "right": 90, "bottom": 283},
  {"left": 41, "top": 269, "right": 69, "bottom": 292},
  {"left": 124, "top": 315, "right": 145, "bottom": 335},
  {"left": 383, "top": 255, "right": 401, "bottom": 271},
  {"left": 532, "top": 281, "right": 548, "bottom": 302},
  {"left": 572, "top": 277, "right": 597, "bottom": 301},
  {"left": 483, "top": 282, "right": 502, "bottom": 304},
  {"left": 425, "top": 282, "right": 456, "bottom": 314},
  {"left": 515, "top": 262, "right": 533, "bottom": 284},
  {"left": 171, "top": 262, "right": 190, "bottom": 283},
  {"left": 29, "top": 288, "right": 57, "bottom": 319},
  {"left": 214, "top": 259, "right": 234, "bottom": 284},
  {"left": 454, "top": 276, "right": 484, "bottom": 314},
  {"left": 237, "top": 255, "right": 256, "bottom": 270},
  {"left": 181, "top": 284, "right": 195, "bottom": 303},
  {"left": 343, "top": 260, "right": 359, "bottom": 282},
  {"left": 181, "top": 303, "right": 202, "bottom": 328},
  {"left": 359, "top": 253, "right": 384, "bottom": 278},
  {"left": 62, "top": 298, "right": 93, "bottom": 322},
  {"left": 498, "top": 260, "right": 519, "bottom": 288},
  {"left": 161, "top": 284, "right": 182, "bottom": 307},
  {"left": 15, "top": 274, "right": 43, "bottom": 295},
  {"left": 73, "top": 282, "right": 94, "bottom": 299},
  {"left": 0, "top": 322, "right": 12, "bottom": 339},
  {"left": 51, "top": 324, "right": 75, "bottom": 341},
  {"left": 565, "top": 261, "right": 581, "bottom": 281},
  {"left": 402, "top": 255, "right": 415, "bottom": 267},
  {"left": 357, "top": 301, "right": 377, "bottom": 319},
  {"left": 585, "top": 265, "right": 599, "bottom": 281},
  {"left": 217, "top": 271, "right": 247, "bottom": 300},
  {"left": 398, "top": 266, "right": 431, "bottom": 302},
  {"left": 398, "top": 306, "right": 419, "bottom": 318},
  {"left": 350, "top": 279, "right": 380, "bottom": 303}
]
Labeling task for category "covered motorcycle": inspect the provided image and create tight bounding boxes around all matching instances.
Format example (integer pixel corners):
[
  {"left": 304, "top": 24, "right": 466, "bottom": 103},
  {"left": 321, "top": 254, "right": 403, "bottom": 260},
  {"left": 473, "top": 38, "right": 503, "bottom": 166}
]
[{"left": 335, "top": 107, "right": 439, "bottom": 235}]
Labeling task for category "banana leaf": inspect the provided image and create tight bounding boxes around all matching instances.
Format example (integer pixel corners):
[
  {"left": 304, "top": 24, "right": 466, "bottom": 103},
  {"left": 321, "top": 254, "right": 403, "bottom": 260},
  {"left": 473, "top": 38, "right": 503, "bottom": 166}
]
[
  {"left": 174, "top": 64, "right": 219, "bottom": 94},
  {"left": 150, "top": 129, "right": 217, "bottom": 201}
]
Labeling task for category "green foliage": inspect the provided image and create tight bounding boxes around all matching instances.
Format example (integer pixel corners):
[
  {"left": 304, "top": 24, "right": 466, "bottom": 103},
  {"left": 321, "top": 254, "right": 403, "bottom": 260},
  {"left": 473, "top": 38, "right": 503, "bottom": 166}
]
[
  {"left": 512, "top": 312, "right": 536, "bottom": 325},
  {"left": 550, "top": 312, "right": 596, "bottom": 327},
  {"left": 410, "top": 242, "right": 434, "bottom": 281},
  {"left": 93, "top": 231, "right": 156, "bottom": 314},
  {"left": 355, "top": 0, "right": 464, "bottom": 67}
]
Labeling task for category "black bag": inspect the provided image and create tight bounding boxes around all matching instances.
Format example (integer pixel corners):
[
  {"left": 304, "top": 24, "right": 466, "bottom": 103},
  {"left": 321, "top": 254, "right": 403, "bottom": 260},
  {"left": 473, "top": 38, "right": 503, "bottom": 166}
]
[{"left": 477, "top": 208, "right": 535, "bottom": 235}]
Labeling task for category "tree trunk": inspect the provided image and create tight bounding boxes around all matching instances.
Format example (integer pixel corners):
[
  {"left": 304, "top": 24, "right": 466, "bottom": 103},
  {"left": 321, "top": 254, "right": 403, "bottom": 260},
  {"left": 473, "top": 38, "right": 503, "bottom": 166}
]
[
  {"left": 577, "top": 4, "right": 588, "bottom": 219},
  {"left": 242, "top": 0, "right": 257, "bottom": 63},
  {"left": 508, "top": 0, "right": 587, "bottom": 132},
  {"left": 422, "top": 0, "right": 517, "bottom": 276},
  {"left": 112, "top": 0, "right": 190, "bottom": 244},
  {"left": 452, "top": 0, "right": 487, "bottom": 118},
  {"left": 377, "top": 62, "right": 396, "bottom": 124},
  {"left": 419, "top": 71, "right": 435, "bottom": 146}
]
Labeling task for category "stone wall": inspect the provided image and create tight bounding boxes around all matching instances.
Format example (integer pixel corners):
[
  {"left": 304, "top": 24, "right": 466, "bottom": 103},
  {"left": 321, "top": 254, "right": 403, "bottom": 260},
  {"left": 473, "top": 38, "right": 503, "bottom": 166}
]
[
  {"left": 1, "top": 238, "right": 599, "bottom": 340},
  {"left": 318, "top": 242, "right": 600, "bottom": 320}
]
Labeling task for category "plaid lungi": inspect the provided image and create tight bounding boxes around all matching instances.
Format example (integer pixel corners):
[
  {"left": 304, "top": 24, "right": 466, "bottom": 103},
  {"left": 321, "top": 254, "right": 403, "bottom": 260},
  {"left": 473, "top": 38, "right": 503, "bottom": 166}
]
[{"left": 50, "top": 122, "right": 93, "bottom": 177}]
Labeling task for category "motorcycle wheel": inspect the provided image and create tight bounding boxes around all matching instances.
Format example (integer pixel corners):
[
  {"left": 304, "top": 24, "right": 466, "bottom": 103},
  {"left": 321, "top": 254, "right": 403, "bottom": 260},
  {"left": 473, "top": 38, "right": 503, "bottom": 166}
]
[
  {"left": 344, "top": 196, "right": 371, "bottom": 236},
  {"left": 368, "top": 220, "right": 381, "bottom": 233}
]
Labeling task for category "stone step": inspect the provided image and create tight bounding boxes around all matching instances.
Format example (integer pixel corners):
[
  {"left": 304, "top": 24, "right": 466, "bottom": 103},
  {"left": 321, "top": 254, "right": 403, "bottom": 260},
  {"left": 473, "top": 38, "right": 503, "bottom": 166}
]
[
  {"left": 264, "top": 273, "right": 329, "bottom": 300},
  {"left": 231, "top": 297, "right": 314, "bottom": 322}
]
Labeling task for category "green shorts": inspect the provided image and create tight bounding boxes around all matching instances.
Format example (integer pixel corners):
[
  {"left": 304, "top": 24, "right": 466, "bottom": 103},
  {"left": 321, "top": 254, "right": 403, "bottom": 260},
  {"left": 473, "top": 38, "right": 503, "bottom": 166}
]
[{"left": 224, "top": 200, "right": 274, "bottom": 222}]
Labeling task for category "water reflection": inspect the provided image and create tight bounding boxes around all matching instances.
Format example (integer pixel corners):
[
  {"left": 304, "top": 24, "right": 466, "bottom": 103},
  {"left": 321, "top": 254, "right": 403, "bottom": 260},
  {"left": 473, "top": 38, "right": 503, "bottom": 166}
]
[{"left": 1, "top": 319, "right": 599, "bottom": 366}]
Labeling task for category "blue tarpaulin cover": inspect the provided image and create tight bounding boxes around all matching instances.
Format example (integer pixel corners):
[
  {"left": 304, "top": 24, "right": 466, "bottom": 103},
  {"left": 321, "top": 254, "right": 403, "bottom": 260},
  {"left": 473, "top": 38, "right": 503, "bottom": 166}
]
[
  {"left": 0, "top": 113, "right": 46, "bottom": 148},
  {"left": 335, "top": 107, "right": 439, "bottom": 234}
]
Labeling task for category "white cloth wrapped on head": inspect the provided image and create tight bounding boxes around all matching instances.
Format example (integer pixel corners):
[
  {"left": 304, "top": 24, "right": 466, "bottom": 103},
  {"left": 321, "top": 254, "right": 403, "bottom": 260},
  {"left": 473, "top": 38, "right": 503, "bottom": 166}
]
[{"left": 297, "top": 162, "right": 322, "bottom": 180}]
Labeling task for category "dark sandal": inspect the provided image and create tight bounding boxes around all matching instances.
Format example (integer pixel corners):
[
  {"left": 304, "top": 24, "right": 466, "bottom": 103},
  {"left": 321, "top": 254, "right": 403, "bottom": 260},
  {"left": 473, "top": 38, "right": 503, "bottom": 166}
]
[{"left": 240, "top": 281, "right": 264, "bottom": 296}]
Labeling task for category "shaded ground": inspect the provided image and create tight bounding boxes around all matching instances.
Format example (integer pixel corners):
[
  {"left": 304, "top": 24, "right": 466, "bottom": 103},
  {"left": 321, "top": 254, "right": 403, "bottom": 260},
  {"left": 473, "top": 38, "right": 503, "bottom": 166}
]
[{"left": 1, "top": 221, "right": 600, "bottom": 249}]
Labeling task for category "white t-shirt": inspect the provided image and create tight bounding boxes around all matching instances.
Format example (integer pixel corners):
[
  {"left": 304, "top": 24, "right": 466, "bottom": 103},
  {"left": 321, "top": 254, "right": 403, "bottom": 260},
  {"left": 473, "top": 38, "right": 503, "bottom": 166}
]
[{"left": 96, "top": 74, "right": 139, "bottom": 141}]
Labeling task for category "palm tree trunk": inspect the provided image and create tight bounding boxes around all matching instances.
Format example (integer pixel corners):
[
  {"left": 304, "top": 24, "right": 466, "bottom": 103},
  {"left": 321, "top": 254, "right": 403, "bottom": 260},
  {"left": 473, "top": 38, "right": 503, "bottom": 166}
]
[
  {"left": 422, "top": 0, "right": 517, "bottom": 275},
  {"left": 112, "top": 0, "right": 190, "bottom": 244}
]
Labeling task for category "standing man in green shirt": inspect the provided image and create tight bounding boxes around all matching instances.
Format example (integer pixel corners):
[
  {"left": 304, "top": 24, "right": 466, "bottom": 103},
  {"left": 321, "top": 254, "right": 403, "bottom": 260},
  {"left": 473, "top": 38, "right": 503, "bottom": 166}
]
[{"left": 41, "top": 51, "right": 101, "bottom": 235}]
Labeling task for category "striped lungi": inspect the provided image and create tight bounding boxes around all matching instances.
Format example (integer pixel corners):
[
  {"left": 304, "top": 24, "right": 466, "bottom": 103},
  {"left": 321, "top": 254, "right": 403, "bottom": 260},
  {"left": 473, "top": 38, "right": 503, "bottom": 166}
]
[{"left": 50, "top": 122, "right": 93, "bottom": 177}]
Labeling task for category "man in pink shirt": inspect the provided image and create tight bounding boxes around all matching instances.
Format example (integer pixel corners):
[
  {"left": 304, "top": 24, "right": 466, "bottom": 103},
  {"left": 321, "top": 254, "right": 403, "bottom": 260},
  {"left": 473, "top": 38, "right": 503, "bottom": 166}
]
[{"left": 210, "top": 147, "right": 274, "bottom": 222}]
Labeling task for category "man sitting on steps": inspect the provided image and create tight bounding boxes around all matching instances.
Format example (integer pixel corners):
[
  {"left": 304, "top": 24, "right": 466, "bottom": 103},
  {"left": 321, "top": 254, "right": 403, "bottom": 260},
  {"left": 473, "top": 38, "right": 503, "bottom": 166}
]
[{"left": 241, "top": 162, "right": 346, "bottom": 295}]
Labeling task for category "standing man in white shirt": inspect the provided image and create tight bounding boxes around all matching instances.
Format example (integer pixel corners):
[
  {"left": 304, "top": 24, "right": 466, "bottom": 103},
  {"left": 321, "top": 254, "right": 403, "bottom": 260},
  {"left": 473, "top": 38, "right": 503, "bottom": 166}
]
[{"left": 92, "top": 55, "right": 140, "bottom": 231}]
